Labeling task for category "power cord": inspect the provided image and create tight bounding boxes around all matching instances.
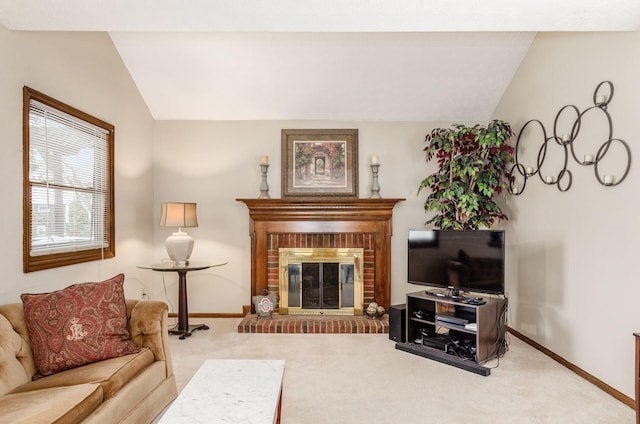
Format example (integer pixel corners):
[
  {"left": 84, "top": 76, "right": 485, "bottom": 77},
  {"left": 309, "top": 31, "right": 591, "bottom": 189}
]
[
  {"left": 485, "top": 296, "right": 510, "bottom": 369},
  {"left": 445, "top": 335, "right": 477, "bottom": 361}
]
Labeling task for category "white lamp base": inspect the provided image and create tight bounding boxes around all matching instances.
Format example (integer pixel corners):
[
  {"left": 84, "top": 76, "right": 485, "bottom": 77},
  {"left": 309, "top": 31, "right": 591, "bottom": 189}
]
[{"left": 165, "top": 230, "right": 194, "bottom": 266}]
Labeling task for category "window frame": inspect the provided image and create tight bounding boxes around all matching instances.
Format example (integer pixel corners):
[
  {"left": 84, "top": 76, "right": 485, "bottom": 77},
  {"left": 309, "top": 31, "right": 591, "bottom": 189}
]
[{"left": 23, "top": 86, "right": 115, "bottom": 272}]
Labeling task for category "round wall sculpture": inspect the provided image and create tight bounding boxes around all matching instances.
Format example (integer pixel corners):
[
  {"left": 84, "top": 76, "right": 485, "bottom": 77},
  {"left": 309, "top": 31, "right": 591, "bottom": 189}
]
[{"left": 509, "top": 81, "right": 631, "bottom": 195}]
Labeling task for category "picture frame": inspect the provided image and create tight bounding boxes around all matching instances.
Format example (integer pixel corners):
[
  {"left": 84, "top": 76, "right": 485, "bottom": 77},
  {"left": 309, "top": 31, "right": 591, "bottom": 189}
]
[{"left": 281, "top": 129, "right": 359, "bottom": 197}]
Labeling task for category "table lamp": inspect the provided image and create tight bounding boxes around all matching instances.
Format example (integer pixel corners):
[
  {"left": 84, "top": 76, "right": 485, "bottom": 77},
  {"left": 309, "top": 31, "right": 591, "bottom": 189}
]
[{"left": 159, "top": 202, "right": 198, "bottom": 266}]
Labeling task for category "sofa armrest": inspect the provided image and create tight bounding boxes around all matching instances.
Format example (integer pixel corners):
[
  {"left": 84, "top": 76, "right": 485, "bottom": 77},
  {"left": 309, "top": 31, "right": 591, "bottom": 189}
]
[{"left": 126, "top": 299, "right": 174, "bottom": 378}]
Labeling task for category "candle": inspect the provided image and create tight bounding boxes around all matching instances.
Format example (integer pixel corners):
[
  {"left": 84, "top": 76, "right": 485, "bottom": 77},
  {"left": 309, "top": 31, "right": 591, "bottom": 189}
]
[
  {"left": 584, "top": 154, "right": 594, "bottom": 164},
  {"left": 525, "top": 167, "right": 533, "bottom": 175},
  {"left": 604, "top": 175, "right": 614, "bottom": 185},
  {"left": 545, "top": 175, "right": 555, "bottom": 183},
  {"left": 371, "top": 154, "right": 379, "bottom": 165},
  {"left": 260, "top": 155, "right": 269, "bottom": 165},
  {"left": 596, "top": 95, "right": 607, "bottom": 105},
  {"left": 561, "top": 134, "right": 570, "bottom": 142},
  {"left": 512, "top": 187, "right": 519, "bottom": 195}
]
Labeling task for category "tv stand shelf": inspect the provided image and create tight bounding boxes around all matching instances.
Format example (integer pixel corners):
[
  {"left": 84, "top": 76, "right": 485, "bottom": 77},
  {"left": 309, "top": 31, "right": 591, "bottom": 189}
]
[{"left": 395, "top": 290, "right": 507, "bottom": 376}]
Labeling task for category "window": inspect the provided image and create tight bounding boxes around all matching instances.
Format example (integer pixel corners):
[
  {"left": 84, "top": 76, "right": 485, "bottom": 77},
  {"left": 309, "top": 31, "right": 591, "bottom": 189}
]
[{"left": 23, "top": 86, "right": 115, "bottom": 272}]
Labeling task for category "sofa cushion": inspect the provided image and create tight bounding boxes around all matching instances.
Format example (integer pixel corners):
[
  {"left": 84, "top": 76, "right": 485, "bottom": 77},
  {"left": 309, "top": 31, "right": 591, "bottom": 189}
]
[
  {"left": 21, "top": 274, "right": 140, "bottom": 379},
  {"left": 11, "top": 347, "right": 155, "bottom": 400},
  {"left": 0, "top": 383, "right": 103, "bottom": 424},
  {"left": 0, "top": 308, "right": 33, "bottom": 396}
]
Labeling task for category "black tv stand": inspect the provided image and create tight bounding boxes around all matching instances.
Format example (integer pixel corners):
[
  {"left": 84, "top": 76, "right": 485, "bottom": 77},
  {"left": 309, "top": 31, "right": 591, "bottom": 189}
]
[{"left": 396, "top": 290, "right": 507, "bottom": 376}]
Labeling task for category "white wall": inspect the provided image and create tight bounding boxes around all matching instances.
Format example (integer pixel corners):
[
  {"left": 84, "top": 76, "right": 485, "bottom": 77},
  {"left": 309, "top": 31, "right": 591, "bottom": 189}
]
[
  {"left": 150, "top": 120, "right": 472, "bottom": 313},
  {"left": 495, "top": 32, "right": 640, "bottom": 398},
  {"left": 0, "top": 28, "right": 156, "bottom": 302}
]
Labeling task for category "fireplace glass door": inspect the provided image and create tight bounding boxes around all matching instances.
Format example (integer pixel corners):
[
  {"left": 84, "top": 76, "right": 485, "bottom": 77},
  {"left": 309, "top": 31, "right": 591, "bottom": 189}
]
[
  {"left": 287, "top": 263, "right": 355, "bottom": 310},
  {"left": 280, "top": 248, "right": 363, "bottom": 315},
  {"left": 302, "top": 263, "right": 338, "bottom": 309}
]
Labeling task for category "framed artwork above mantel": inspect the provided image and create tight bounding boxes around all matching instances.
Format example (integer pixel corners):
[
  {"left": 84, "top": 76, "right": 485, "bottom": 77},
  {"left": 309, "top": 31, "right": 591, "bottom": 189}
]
[{"left": 281, "top": 129, "right": 358, "bottom": 197}]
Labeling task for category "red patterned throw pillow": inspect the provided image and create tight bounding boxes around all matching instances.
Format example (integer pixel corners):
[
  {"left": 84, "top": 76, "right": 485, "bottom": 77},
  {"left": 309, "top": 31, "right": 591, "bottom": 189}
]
[{"left": 21, "top": 274, "right": 140, "bottom": 379}]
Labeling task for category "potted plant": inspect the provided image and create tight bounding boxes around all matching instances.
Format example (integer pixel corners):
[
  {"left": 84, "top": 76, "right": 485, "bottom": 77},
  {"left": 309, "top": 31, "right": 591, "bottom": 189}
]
[{"left": 418, "top": 120, "right": 515, "bottom": 230}]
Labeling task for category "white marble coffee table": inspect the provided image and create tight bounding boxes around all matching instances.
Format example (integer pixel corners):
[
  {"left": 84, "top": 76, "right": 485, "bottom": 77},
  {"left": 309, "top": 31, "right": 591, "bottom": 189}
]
[{"left": 158, "top": 359, "right": 285, "bottom": 424}]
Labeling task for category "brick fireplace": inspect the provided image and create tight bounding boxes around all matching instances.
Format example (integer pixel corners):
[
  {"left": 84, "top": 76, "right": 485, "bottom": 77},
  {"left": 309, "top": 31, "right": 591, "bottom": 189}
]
[{"left": 237, "top": 198, "right": 404, "bottom": 314}]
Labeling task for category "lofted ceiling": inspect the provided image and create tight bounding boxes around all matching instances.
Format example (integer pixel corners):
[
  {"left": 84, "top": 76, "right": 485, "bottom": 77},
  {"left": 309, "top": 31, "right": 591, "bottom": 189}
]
[{"left": 1, "top": 1, "right": 639, "bottom": 121}]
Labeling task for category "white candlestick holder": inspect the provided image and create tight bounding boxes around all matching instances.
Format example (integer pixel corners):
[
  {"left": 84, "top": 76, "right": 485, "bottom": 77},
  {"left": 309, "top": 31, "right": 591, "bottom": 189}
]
[
  {"left": 259, "top": 164, "right": 270, "bottom": 199},
  {"left": 370, "top": 164, "right": 381, "bottom": 198}
]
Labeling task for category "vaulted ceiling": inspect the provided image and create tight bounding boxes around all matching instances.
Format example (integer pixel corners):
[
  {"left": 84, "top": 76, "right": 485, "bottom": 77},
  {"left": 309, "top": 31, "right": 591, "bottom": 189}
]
[{"left": 2, "top": 1, "right": 639, "bottom": 121}]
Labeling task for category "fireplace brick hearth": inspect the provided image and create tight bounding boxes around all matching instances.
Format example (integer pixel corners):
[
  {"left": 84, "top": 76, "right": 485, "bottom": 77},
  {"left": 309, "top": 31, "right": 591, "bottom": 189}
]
[{"left": 237, "top": 313, "right": 389, "bottom": 334}]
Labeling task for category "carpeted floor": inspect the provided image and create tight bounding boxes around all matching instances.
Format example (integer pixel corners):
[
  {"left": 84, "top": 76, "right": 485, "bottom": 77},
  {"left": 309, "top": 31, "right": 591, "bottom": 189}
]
[{"left": 163, "top": 317, "right": 634, "bottom": 424}]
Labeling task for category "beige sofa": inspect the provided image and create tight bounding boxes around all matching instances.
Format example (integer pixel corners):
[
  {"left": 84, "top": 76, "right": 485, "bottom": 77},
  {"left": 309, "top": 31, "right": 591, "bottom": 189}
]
[{"left": 0, "top": 299, "right": 177, "bottom": 424}]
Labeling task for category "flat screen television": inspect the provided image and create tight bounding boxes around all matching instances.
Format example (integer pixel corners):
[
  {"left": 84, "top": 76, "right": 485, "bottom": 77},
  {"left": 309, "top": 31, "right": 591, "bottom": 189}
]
[{"left": 407, "top": 229, "right": 505, "bottom": 296}]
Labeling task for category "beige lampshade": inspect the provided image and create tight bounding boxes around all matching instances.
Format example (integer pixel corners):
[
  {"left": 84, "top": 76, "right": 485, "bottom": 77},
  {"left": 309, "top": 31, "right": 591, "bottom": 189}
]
[
  {"left": 159, "top": 202, "right": 198, "bottom": 266},
  {"left": 159, "top": 202, "right": 198, "bottom": 228}
]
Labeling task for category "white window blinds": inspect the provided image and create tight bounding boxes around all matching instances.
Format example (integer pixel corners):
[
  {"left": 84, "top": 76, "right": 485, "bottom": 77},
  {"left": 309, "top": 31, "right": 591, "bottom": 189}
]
[{"left": 28, "top": 99, "right": 111, "bottom": 256}]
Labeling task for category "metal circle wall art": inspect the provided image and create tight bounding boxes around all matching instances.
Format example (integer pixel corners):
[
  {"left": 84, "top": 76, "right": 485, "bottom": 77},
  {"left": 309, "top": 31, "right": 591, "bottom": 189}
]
[{"left": 509, "top": 81, "right": 631, "bottom": 195}]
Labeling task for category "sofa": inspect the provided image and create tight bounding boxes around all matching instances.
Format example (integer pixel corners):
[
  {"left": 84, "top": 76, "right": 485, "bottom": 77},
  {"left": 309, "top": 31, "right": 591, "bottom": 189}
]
[{"left": 0, "top": 299, "right": 178, "bottom": 424}]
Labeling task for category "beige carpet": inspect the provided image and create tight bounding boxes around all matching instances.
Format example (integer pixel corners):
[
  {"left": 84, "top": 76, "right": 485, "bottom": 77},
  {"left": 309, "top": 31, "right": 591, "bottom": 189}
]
[{"left": 165, "top": 318, "right": 634, "bottom": 424}]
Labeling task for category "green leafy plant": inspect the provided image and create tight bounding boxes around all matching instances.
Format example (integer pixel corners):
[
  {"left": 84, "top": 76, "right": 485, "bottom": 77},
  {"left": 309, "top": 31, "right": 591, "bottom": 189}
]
[{"left": 418, "top": 120, "right": 515, "bottom": 230}]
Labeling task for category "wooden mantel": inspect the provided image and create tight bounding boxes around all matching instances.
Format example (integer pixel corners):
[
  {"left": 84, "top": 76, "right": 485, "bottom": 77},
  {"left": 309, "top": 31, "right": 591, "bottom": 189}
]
[{"left": 237, "top": 198, "right": 404, "bottom": 312}]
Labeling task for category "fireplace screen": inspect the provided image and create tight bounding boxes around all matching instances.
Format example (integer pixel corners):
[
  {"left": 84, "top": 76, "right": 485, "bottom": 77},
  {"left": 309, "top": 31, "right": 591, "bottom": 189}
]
[{"left": 279, "top": 248, "right": 363, "bottom": 315}]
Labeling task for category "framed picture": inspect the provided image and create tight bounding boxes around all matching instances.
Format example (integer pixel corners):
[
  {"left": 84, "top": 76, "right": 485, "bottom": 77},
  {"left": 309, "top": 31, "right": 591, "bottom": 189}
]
[{"left": 281, "top": 129, "right": 359, "bottom": 197}]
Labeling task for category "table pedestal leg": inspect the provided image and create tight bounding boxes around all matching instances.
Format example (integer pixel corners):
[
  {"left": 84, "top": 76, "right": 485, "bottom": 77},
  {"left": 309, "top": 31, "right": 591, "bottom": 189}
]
[{"left": 169, "top": 269, "right": 209, "bottom": 340}]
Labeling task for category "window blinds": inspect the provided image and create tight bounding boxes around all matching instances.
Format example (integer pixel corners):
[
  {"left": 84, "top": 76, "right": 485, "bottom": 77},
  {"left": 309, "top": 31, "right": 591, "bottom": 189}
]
[{"left": 28, "top": 99, "right": 110, "bottom": 256}]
